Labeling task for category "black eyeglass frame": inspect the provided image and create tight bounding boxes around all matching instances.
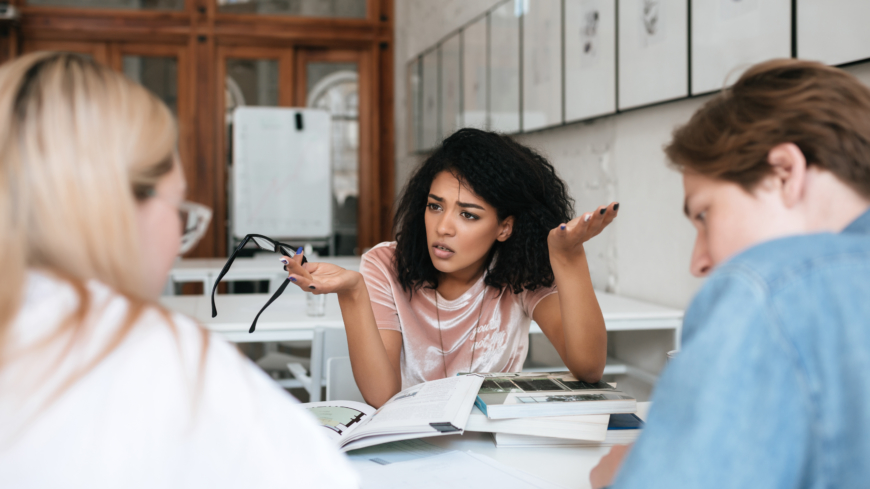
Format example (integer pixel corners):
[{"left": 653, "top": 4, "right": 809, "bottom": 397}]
[{"left": 210, "top": 233, "right": 308, "bottom": 333}]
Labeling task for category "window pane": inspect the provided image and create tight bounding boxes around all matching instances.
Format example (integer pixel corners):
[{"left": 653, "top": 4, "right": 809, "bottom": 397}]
[
  {"left": 26, "top": 0, "right": 183, "bottom": 10},
  {"left": 440, "top": 33, "right": 461, "bottom": 139},
  {"left": 489, "top": 1, "right": 520, "bottom": 134},
  {"left": 123, "top": 56, "right": 178, "bottom": 115},
  {"left": 226, "top": 58, "right": 280, "bottom": 110},
  {"left": 225, "top": 58, "right": 279, "bottom": 211},
  {"left": 462, "top": 16, "right": 487, "bottom": 129},
  {"left": 305, "top": 61, "right": 360, "bottom": 256},
  {"left": 218, "top": 0, "right": 366, "bottom": 18}
]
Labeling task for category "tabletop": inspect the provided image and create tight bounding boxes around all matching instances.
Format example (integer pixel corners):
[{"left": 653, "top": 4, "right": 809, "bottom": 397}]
[
  {"left": 160, "top": 292, "right": 343, "bottom": 342},
  {"left": 355, "top": 402, "right": 652, "bottom": 489},
  {"left": 160, "top": 290, "right": 682, "bottom": 343}
]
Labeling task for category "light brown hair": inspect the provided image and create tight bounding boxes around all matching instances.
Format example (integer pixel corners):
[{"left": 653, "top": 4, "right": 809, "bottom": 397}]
[{"left": 665, "top": 58, "right": 870, "bottom": 199}]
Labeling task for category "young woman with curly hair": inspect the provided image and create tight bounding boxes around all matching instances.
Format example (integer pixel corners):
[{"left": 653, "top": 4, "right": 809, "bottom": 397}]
[{"left": 285, "top": 128, "right": 617, "bottom": 407}]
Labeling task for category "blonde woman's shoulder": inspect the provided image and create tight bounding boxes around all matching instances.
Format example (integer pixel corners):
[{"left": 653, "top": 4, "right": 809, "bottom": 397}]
[{"left": 3, "top": 272, "right": 359, "bottom": 489}]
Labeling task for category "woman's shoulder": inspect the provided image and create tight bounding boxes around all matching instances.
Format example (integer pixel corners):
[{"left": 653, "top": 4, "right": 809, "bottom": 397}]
[
  {"left": 362, "top": 241, "right": 397, "bottom": 263},
  {"left": 360, "top": 241, "right": 398, "bottom": 275}
]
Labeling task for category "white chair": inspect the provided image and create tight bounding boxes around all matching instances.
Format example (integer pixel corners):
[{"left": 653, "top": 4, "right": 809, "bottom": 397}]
[
  {"left": 287, "top": 326, "right": 350, "bottom": 402},
  {"left": 326, "top": 356, "right": 365, "bottom": 402}
]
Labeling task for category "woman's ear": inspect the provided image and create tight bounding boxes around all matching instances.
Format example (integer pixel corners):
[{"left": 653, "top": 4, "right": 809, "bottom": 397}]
[
  {"left": 497, "top": 216, "right": 515, "bottom": 242},
  {"left": 766, "top": 142, "right": 807, "bottom": 208}
]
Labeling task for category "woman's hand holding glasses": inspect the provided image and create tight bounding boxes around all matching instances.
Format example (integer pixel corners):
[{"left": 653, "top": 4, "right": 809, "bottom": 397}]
[{"left": 281, "top": 250, "right": 364, "bottom": 298}]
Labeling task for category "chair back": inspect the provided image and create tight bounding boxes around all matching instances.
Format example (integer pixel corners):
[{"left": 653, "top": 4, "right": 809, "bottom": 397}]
[
  {"left": 326, "top": 356, "right": 364, "bottom": 403},
  {"left": 306, "top": 326, "right": 350, "bottom": 402}
]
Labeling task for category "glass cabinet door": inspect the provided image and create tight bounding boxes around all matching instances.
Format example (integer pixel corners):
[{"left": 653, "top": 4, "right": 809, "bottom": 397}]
[
  {"left": 302, "top": 58, "right": 360, "bottom": 255},
  {"left": 123, "top": 55, "right": 179, "bottom": 114},
  {"left": 26, "top": 0, "right": 184, "bottom": 10},
  {"left": 217, "top": 0, "right": 366, "bottom": 18}
]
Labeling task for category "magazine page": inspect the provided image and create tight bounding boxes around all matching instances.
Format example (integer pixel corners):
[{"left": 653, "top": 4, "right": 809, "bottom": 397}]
[
  {"left": 301, "top": 400, "right": 376, "bottom": 444},
  {"left": 345, "top": 375, "right": 483, "bottom": 443}
]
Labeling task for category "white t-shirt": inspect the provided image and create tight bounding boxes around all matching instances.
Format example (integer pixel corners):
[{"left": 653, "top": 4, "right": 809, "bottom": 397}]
[{"left": 0, "top": 271, "right": 358, "bottom": 489}]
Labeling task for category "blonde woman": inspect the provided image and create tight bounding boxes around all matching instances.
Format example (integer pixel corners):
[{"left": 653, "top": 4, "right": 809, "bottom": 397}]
[{"left": 0, "top": 53, "right": 357, "bottom": 488}]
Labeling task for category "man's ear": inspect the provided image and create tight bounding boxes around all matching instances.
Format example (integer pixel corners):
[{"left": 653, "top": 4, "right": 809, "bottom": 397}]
[
  {"left": 767, "top": 142, "right": 807, "bottom": 208},
  {"left": 497, "top": 216, "right": 515, "bottom": 242}
]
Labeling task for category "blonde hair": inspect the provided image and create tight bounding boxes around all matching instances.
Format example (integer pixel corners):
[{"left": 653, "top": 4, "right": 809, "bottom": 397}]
[{"left": 0, "top": 52, "right": 180, "bottom": 370}]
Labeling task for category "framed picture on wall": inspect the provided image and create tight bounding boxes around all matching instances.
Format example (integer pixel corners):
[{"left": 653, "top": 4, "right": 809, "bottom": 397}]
[
  {"left": 407, "top": 57, "right": 422, "bottom": 152},
  {"left": 797, "top": 0, "right": 870, "bottom": 66},
  {"left": 421, "top": 48, "right": 439, "bottom": 150},
  {"left": 440, "top": 33, "right": 462, "bottom": 139},
  {"left": 617, "top": 0, "right": 688, "bottom": 110},
  {"left": 565, "top": 0, "right": 616, "bottom": 122},
  {"left": 522, "top": 0, "right": 563, "bottom": 132},
  {"left": 489, "top": 0, "right": 520, "bottom": 134},
  {"left": 462, "top": 15, "right": 488, "bottom": 130},
  {"left": 691, "top": 0, "right": 791, "bottom": 95}
]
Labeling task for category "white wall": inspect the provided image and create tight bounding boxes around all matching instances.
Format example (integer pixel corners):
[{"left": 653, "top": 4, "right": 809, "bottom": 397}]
[{"left": 393, "top": 0, "right": 870, "bottom": 310}]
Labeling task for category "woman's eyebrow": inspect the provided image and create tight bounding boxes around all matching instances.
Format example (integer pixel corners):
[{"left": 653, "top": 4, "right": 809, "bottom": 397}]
[
  {"left": 428, "top": 193, "right": 485, "bottom": 210},
  {"left": 457, "top": 201, "right": 485, "bottom": 210}
]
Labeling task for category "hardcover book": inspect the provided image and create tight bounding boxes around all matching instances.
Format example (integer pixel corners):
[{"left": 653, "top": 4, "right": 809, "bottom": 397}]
[{"left": 473, "top": 371, "right": 636, "bottom": 419}]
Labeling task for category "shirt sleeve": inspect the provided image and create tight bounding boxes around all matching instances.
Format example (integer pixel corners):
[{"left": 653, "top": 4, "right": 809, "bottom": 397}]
[
  {"left": 359, "top": 248, "right": 402, "bottom": 332},
  {"left": 612, "top": 269, "right": 812, "bottom": 489},
  {"left": 519, "top": 283, "right": 558, "bottom": 319}
]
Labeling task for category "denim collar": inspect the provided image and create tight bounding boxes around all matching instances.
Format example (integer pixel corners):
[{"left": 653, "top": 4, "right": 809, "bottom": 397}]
[{"left": 843, "top": 207, "right": 870, "bottom": 235}]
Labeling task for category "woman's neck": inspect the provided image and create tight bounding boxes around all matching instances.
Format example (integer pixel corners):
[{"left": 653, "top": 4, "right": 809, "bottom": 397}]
[{"left": 436, "top": 262, "right": 487, "bottom": 301}]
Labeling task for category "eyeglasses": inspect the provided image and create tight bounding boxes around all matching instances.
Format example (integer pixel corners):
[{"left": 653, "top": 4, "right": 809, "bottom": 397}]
[
  {"left": 178, "top": 201, "right": 212, "bottom": 255},
  {"left": 210, "top": 234, "right": 308, "bottom": 333}
]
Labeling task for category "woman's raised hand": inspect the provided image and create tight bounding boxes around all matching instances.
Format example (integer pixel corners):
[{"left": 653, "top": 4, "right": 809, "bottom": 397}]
[
  {"left": 548, "top": 202, "right": 619, "bottom": 263},
  {"left": 280, "top": 250, "right": 362, "bottom": 295}
]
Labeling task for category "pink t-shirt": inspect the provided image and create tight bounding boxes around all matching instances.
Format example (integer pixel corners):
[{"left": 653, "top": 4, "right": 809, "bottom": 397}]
[{"left": 360, "top": 242, "right": 557, "bottom": 389}]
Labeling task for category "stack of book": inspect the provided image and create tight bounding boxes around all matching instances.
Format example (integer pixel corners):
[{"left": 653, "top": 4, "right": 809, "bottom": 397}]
[{"left": 465, "top": 371, "right": 643, "bottom": 447}]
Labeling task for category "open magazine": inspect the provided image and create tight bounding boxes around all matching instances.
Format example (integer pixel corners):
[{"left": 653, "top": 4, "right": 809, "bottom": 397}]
[{"left": 302, "top": 374, "right": 484, "bottom": 452}]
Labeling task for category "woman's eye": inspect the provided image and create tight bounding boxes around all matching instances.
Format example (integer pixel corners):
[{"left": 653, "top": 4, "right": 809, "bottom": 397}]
[
  {"left": 695, "top": 211, "right": 707, "bottom": 223},
  {"left": 461, "top": 212, "right": 479, "bottom": 220},
  {"left": 426, "top": 203, "right": 441, "bottom": 211}
]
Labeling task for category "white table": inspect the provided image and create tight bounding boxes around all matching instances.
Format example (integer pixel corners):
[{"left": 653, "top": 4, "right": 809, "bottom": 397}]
[
  {"left": 357, "top": 402, "right": 651, "bottom": 489},
  {"left": 160, "top": 290, "right": 682, "bottom": 387},
  {"left": 161, "top": 291, "right": 680, "bottom": 345},
  {"left": 160, "top": 292, "right": 343, "bottom": 343},
  {"left": 168, "top": 255, "right": 361, "bottom": 296}
]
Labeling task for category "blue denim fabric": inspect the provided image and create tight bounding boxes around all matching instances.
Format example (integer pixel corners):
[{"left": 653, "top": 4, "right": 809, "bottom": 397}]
[{"left": 613, "top": 209, "right": 870, "bottom": 489}]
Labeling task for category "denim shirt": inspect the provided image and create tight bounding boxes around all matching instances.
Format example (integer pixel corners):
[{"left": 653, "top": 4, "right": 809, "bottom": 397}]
[{"left": 613, "top": 208, "right": 870, "bottom": 489}]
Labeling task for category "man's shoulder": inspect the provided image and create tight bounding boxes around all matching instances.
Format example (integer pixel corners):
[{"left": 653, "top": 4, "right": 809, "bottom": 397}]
[{"left": 713, "top": 231, "right": 870, "bottom": 295}]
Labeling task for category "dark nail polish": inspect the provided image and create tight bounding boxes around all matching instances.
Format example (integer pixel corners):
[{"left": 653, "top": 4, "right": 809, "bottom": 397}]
[
  {"left": 600, "top": 208, "right": 606, "bottom": 215},
  {"left": 290, "top": 277, "right": 296, "bottom": 282},
  {"left": 614, "top": 203, "right": 620, "bottom": 211},
  {"left": 296, "top": 246, "right": 304, "bottom": 255},
  {"left": 308, "top": 285, "right": 316, "bottom": 290},
  {"left": 560, "top": 225, "right": 566, "bottom": 230}
]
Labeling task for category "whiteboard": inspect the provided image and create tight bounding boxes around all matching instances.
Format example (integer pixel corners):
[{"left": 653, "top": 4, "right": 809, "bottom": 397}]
[
  {"left": 692, "top": 0, "right": 791, "bottom": 95},
  {"left": 797, "top": 0, "right": 870, "bottom": 66},
  {"left": 618, "top": 0, "right": 688, "bottom": 110},
  {"left": 232, "top": 107, "right": 332, "bottom": 240}
]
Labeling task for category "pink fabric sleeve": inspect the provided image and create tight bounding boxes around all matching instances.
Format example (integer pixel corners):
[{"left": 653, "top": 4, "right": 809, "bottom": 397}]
[
  {"left": 520, "top": 283, "right": 558, "bottom": 319},
  {"left": 359, "top": 247, "right": 402, "bottom": 332}
]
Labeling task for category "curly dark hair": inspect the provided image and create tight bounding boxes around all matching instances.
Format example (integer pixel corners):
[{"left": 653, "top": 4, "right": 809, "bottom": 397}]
[{"left": 393, "top": 128, "right": 574, "bottom": 294}]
